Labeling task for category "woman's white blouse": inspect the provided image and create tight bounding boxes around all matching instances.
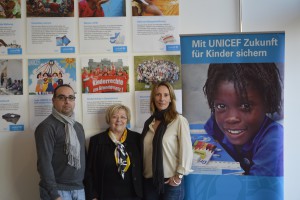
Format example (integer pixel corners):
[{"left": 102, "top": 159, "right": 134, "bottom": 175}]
[{"left": 143, "top": 115, "right": 193, "bottom": 178}]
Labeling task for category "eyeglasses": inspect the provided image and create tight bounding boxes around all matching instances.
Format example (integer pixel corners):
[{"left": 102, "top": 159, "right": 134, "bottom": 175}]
[
  {"left": 111, "top": 115, "right": 127, "bottom": 121},
  {"left": 55, "top": 94, "right": 76, "bottom": 101}
]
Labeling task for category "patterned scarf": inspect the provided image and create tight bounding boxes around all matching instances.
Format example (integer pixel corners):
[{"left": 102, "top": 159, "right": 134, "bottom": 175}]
[
  {"left": 51, "top": 107, "right": 81, "bottom": 169},
  {"left": 109, "top": 129, "right": 131, "bottom": 179}
]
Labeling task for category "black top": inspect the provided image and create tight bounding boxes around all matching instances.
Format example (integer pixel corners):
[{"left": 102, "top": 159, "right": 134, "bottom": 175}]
[{"left": 85, "top": 129, "right": 143, "bottom": 200}]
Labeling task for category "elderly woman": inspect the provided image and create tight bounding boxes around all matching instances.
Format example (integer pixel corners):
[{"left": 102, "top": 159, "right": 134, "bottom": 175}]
[{"left": 85, "top": 104, "right": 143, "bottom": 200}]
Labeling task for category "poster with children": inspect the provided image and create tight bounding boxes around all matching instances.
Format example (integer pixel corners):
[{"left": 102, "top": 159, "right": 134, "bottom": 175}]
[
  {"left": 180, "top": 32, "right": 284, "bottom": 200},
  {"left": 0, "top": 0, "right": 22, "bottom": 55},
  {"left": 133, "top": 55, "right": 182, "bottom": 128},
  {"left": 0, "top": 59, "right": 26, "bottom": 132},
  {"left": 81, "top": 57, "right": 129, "bottom": 94},
  {"left": 80, "top": 56, "right": 133, "bottom": 131},
  {"left": 27, "top": 18, "right": 76, "bottom": 54},
  {"left": 78, "top": 0, "right": 127, "bottom": 53},
  {"left": 0, "top": 20, "right": 23, "bottom": 55},
  {"left": 79, "top": 17, "right": 127, "bottom": 53},
  {"left": 27, "top": 58, "right": 79, "bottom": 130},
  {"left": 28, "top": 58, "right": 76, "bottom": 95},
  {"left": 131, "top": 0, "right": 180, "bottom": 53}
]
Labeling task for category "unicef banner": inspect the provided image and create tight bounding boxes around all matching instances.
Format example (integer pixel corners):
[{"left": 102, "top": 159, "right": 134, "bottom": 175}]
[
  {"left": 180, "top": 32, "right": 284, "bottom": 200},
  {"left": 181, "top": 32, "right": 284, "bottom": 63}
]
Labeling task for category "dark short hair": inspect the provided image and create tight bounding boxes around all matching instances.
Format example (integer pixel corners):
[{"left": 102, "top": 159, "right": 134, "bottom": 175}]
[{"left": 53, "top": 84, "right": 74, "bottom": 97}]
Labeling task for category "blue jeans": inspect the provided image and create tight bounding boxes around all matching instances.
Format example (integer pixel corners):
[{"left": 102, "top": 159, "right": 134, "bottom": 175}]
[
  {"left": 39, "top": 187, "right": 85, "bottom": 200},
  {"left": 143, "top": 178, "right": 185, "bottom": 200},
  {"left": 58, "top": 189, "right": 85, "bottom": 200}
]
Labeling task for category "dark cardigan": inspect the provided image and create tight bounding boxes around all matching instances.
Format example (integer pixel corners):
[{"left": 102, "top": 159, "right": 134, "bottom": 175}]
[{"left": 84, "top": 128, "right": 143, "bottom": 200}]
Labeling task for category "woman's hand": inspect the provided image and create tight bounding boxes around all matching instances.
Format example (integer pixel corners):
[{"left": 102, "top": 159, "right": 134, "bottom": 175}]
[{"left": 164, "top": 175, "right": 182, "bottom": 186}]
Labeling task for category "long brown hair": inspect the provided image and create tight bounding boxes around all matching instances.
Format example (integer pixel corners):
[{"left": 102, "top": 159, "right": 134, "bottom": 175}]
[{"left": 150, "top": 81, "right": 178, "bottom": 124}]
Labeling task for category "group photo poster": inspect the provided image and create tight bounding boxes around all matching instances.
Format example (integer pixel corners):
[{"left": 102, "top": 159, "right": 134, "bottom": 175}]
[
  {"left": 134, "top": 54, "right": 182, "bottom": 128},
  {"left": 79, "top": 0, "right": 127, "bottom": 53},
  {"left": 81, "top": 56, "right": 132, "bottom": 131},
  {"left": 181, "top": 32, "right": 284, "bottom": 200},
  {"left": 0, "top": 59, "right": 25, "bottom": 132},
  {"left": 132, "top": 0, "right": 180, "bottom": 53},
  {"left": 28, "top": 58, "right": 78, "bottom": 130}
]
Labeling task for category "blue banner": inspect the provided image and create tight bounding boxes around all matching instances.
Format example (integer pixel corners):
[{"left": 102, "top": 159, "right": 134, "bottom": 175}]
[
  {"left": 180, "top": 32, "right": 284, "bottom": 64},
  {"left": 180, "top": 32, "right": 284, "bottom": 200}
]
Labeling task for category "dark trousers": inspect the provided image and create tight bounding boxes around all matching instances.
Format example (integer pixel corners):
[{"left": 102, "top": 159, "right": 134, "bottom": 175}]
[{"left": 143, "top": 178, "right": 185, "bottom": 200}]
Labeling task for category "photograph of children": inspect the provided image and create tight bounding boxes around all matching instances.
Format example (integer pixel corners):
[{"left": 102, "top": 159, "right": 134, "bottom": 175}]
[
  {"left": 0, "top": 0, "right": 21, "bottom": 18},
  {"left": 0, "top": 59, "right": 22, "bottom": 95},
  {"left": 182, "top": 62, "right": 284, "bottom": 177},
  {"left": 134, "top": 55, "right": 181, "bottom": 91},
  {"left": 28, "top": 58, "right": 76, "bottom": 95},
  {"left": 131, "top": 0, "right": 179, "bottom": 16},
  {"left": 26, "top": 0, "right": 74, "bottom": 17},
  {"left": 79, "top": 0, "right": 125, "bottom": 17},
  {"left": 81, "top": 57, "right": 129, "bottom": 93}
]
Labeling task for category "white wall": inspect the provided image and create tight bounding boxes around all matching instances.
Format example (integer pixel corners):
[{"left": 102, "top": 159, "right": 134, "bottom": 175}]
[
  {"left": 241, "top": 1, "right": 300, "bottom": 199},
  {"left": 0, "top": 0, "right": 299, "bottom": 199}
]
